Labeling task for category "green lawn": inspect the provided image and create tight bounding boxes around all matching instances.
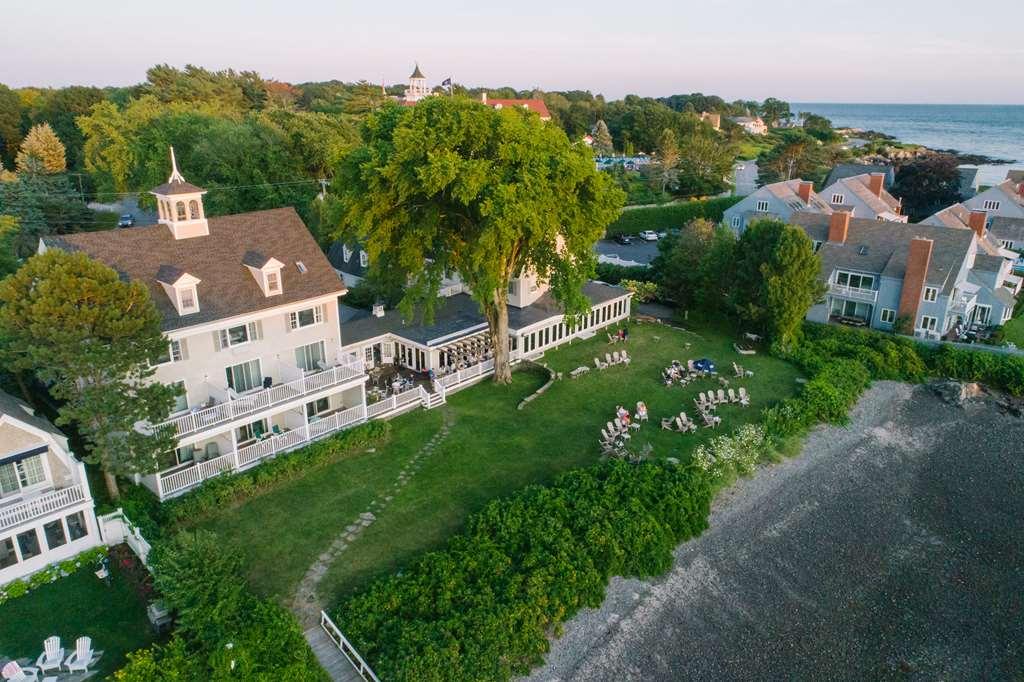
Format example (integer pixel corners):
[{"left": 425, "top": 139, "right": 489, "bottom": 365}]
[
  {"left": 0, "top": 560, "right": 159, "bottom": 679},
  {"left": 1004, "top": 315, "right": 1024, "bottom": 347},
  {"left": 198, "top": 321, "right": 802, "bottom": 605}
]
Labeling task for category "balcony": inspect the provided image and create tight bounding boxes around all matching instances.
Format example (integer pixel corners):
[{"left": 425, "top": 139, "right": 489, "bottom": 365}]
[
  {"left": 949, "top": 293, "right": 978, "bottom": 316},
  {"left": 828, "top": 283, "right": 878, "bottom": 303},
  {"left": 149, "top": 403, "right": 368, "bottom": 500},
  {"left": 158, "top": 360, "right": 366, "bottom": 439},
  {"left": 0, "top": 485, "right": 87, "bottom": 532}
]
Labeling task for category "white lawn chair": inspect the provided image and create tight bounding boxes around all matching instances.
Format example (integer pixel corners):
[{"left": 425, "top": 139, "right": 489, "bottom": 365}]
[
  {"left": 717, "top": 389, "right": 727, "bottom": 404},
  {"left": 620, "top": 350, "right": 631, "bottom": 365},
  {"left": 605, "top": 352, "right": 615, "bottom": 366},
  {"left": 728, "top": 388, "right": 739, "bottom": 404},
  {"left": 635, "top": 402, "right": 649, "bottom": 422},
  {"left": 687, "top": 359, "right": 696, "bottom": 372},
  {"left": 35, "top": 636, "right": 63, "bottom": 674},
  {"left": 2, "top": 662, "right": 38, "bottom": 682},
  {"left": 594, "top": 357, "right": 606, "bottom": 370},
  {"left": 64, "top": 637, "right": 100, "bottom": 674},
  {"left": 661, "top": 416, "right": 675, "bottom": 430},
  {"left": 694, "top": 395, "right": 707, "bottom": 411},
  {"left": 612, "top": 350, "right": 622, "bottom": 364},
  {"left": 738, "top": 387, "right": 750, "bottom": 406},
  {"left": 613, "top": 418, "right": 630, "bottom": 436}
]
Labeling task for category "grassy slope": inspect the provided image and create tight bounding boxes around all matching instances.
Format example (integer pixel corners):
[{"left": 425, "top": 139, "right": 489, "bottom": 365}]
[
  {"left": 1003, "top": 315, "right": 1024, "bottom": 347},
  {"left": 200, "top": 322, "right": 802, "bottom": 604},
  {"left": 0, "top": 562, "right": 158, "bottom": 679}
]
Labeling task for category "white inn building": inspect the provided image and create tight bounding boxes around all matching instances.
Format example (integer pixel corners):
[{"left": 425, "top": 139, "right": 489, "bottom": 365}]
[{"left": 0, "top": 390, "right": 101, "bottom": 586}]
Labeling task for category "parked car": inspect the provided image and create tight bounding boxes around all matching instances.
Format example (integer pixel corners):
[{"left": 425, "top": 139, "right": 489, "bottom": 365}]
[
  {"left": 656, "top": 231, "right": 668, "bottom": 239},
  {"left": 638, "top": 230, "right": 658, "bottom": 242},
  {"left": 614, "top": 234, "right": 632, "bottom": 245},
  {"left": 117, "top": 214, "right": 135, "bottom": 228}
]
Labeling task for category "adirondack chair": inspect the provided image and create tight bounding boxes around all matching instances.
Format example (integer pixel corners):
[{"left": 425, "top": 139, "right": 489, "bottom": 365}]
[
  {"left": 674, "top": 416, "right": 688, "bottom": 433},
  {"left": 728, "top": 388, "right": 740, "bottom": 403},
  {"left": 607, "top": 332, "right": 618, "bottom": 344},
  {"left": 717, "top": 389, "right": 727, "bottom": 404},
  {"left": 612, "top": 350, "right": 622, "bottom": 364},
  {"left": 704, "top": 391, "right": 716, "bottom": 406},
  {"left": 687, "top": 359, "right": 696, "bottom": 372},
  {"left": 605, "top": 352, "right": 615, "bottom": 366},
  {"left": 682, "top": 413, "right": 698, "bottom": 433},
  {"left": 594, "top": 357, "right": 606, "bottom": 370},
  {"left": 36, "top": 635, "right": 64, "bottom": 673},
  {"left": 694, "top": 395, "right": 707, "bottom": 410},
  {"left": 2, "top": 662, "right": 39, "bottom": 682},
  {"left": 738, "top": 387, "right": 750, "bottom": 406},
  {"left": 661, "top": 416, "right": 675, "bottom": 430},
  {"left": 613, "top": 418, "right": 631, "bottom": 437},
  {"left": 635, "top": 402, "right": 649, "bottom": 422},
  {"left": 65, "top": 636, "right": 101, "bottom": 674},
  {"left": 620, "top": 350, "right": 631, "bottom": 365}
]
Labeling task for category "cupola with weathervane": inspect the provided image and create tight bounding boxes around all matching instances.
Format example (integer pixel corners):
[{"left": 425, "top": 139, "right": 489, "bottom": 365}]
[
  {"left": 151, "top": 147, "right": 209, "bottom": 239},
  {"left": 404, "top": 62, "right": 431, "bottom": 103}
]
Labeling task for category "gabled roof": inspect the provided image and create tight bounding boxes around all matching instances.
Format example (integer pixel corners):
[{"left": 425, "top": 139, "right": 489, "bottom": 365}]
[
  {"left": 791, "top": 213, "right": 975, "bottom": 295},
  {"left": 828, "top": 173, "right": 901, "bottom": 215},
  {"left": 410, "top": 64, "right": 425, "bottom": 79},
  {"left": 327, "top": 240, "right": 368, "bottom": 278},
  {"left": 1005, "top": 169, "right": 1024, "bottom": 184},
  {"left": 824, "top": 164, "right": 894, "bottom": 189},
  {"left": 485, "top": 99, "right": 551, "bottom": 120},
  {"left": 989, "top": 180, "right": 1024, "bottom": 208},
  {"left": 0, "top": 390, "right": 68, "bottom": 445},
  {"left": 923, "top": 203, "right": 971, "bottom": 229},
  {"left": 761, "top": 179, "right": 834, "bottom": 214},
  {"left": 45, "top": 208, "right": 344, "bottom": 332}
]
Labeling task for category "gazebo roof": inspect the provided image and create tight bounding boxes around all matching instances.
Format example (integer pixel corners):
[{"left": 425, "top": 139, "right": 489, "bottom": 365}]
[{"left": 410, "top": 63, "right": 425, "bottom": 79}]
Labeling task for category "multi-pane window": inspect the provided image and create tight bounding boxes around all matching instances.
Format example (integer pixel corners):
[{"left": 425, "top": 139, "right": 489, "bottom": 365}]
[
  {"left": 731, "top": 216, "right": 741, "bottom": 228},
  {"left": 923, "top": 287, "right": 938, "bottom": 303},
  {"left": 225, "top": 359, "right": 262, "bottom": 393},
  {"left": 306, "top": 397, "right": 329, "bottom": 418},
  {"left": 975, "top": 306, "right": 992, "bottom": 325},
  {"left": 831, "top": 193, "right": 845, "bottom": 204},
  {"left": 835, "top": 271, "right": 875, "bottom": 290},
  {"left": 179, "top": 287, "right": 197, "bottom": 312},
  {"left": 295, "top": 341, "right": 326, "bottom": 372},
  {"left": 755, "top": 200, "right": 770, "bottom": 212},
  {"left": 920, "top": 316, "right": 937, "bottom": 332},
  {"left": 0, "top": 456, "right": 46, "bottom": 497},
  {"left": 16, "top": 529, "right": 41, "bottom": 560},
  {"left": 880, "top": 308, "right": 896, "bottom": 324},
  {"left": 66, "top": 512, "right": 88, "bottom": 541},
  {"left": 982, "top": 200, "right": 1001, "bottom": 211},
  {"left": 266, "top": 271, "right": 280, "bottom": 294},
  {"left": 0, "top": 537, "right": 16, "bottom": 569},
  {"left": 289, "top": 306, "right": 323, "bottom": 330},
  {"left": 43, "top": 519, "right": 67, "bottom": 550},
  {"left": 236, "top": 418, "right": 268, "bottom": 444},
  {"left": 171, "top": 380, "right": 188, "bottom": 414},
  {"left": 226, "top": 324, "right": 250, "bottom": 346}
]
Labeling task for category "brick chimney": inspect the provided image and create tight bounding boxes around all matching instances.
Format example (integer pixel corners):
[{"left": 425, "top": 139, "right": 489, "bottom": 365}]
[
  {"left": 896, "top": 237, "right": 934, "bottom": 326},
  {"left": 867, "top": 173, "right": 885, "bottom": 197},
  {"left": 797, "top": 181, "right": 813, "bottom": 204},
  {"left": 968, "top": 210, "right": 987, "bottom": 238},
  {"left": 828, "top": 211, "right": 850, "bottom": 243}
]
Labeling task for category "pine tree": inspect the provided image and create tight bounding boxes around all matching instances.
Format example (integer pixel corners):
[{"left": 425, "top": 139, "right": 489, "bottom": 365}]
[
  {"left": 592, "top": 119, "right": 614, "bottom": 155},
  {"left": 15, "top": 123, "right": 67, "bottom": 174}
]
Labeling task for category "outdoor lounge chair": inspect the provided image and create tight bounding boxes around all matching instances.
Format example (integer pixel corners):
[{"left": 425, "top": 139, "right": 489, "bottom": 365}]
[
  {"left": 612, "top": 350, "right": 622, "bottom": 364},
  {"left": 620, "top": 350, "right": 631, "bottom": 365},
  {"left": 64, "top": 637, "right": 101, "bottom": 674},
  {"left": 594, "top": 357, "right": 606, "bottom": 370},
  {"left": 738, "top": 387, "right": 750, "bottom": 406},
  {"left": 2, "top": 662, "right": 39, "bottom": 682},
  {"left": 605, "top": 353, "right": 615, "bottom": 366},
  {"left": 35, "top": 636, "right": 63, "bottom": 674},
  {"left": 674, "top": 416, "right": 688, "bottom": 433},
  {"left": 635, "top": 402, "right": 648, "bottom": 422},
  {"left": 728, "top": 388, "right": 739, "bottom": 403},
  {"left": 661, "top": 416, "right": 675, "bottom": 430},
  {"left": 717, "top": 389, "right": 727, "bottom": 404}
]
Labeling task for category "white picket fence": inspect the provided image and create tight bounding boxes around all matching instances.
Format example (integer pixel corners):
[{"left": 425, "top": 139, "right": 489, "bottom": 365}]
[{"left": 96, "top": 509, "right": 153, "bottom": 567}]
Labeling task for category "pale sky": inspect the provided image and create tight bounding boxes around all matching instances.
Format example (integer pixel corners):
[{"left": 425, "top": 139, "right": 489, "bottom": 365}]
[{"left": 3, "top": 0, "right": 1022, "bottom": 103}]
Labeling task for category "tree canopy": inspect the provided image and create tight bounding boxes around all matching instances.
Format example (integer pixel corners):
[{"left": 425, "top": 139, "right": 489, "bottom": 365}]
[
  {"left": 891, "top": 154, "right": 962, "bottom": 221},
  {"left": 332, "top": 97, "right": 624, "bottom": 383},
  {"left": 15, "top": 122, "right": 67, "bottom": 174}
]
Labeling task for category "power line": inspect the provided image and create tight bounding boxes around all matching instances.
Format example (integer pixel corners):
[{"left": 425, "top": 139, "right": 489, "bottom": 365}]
[{"left": 19, "top": 177, "right": 325, "bottom": 200}]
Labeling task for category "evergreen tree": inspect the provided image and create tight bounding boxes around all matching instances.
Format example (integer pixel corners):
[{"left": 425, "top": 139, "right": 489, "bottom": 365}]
[
  {"left": 15, "top": 123, "right": 67, "bottom": 174},
  {"left": 0, "top": 250, "right": 178, "bottom": 499},
  {"left": 592, "top": 119, "right": 614, "bottom": 155}
]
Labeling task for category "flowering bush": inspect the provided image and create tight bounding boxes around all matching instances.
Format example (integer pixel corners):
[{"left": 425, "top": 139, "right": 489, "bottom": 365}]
[
  {"left": 692, "top": 424, "right": 770, "bottom": 484},
  {"left": 0, "top": 545, "right": 108, "bottom": 606}
]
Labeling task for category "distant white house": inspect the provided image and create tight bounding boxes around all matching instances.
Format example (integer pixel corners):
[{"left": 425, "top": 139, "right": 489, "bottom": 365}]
[
  {"left": 963, "top": 178, "right": 1024, "bottom": 220},
  {"left": 818, "top": 173, "right": 907, "bottom": 223},
  {"left": 722, "top": 179, "right": 833, "bottom": 235},
  {"left": 1, "top": 391, "right": 101, "bottom": 586},
  {"left": 730, "top": 116, "right": 768, "bottom": 135}
]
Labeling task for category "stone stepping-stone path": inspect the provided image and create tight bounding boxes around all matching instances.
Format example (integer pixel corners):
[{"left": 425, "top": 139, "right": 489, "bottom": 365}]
[{"left": 293, "top": 411, "right": 453, "bottom": 627}]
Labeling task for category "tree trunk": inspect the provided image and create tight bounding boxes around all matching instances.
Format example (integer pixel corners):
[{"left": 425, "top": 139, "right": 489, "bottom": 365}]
[
  {"left": 14, "top": 372, "right": 33, "bottom": 405},
  {"left": 103, "top": 469, "right": 120, "bottom": 501},
  {"left": 482, "top": 289, "right": 513, "bottom": 385}
]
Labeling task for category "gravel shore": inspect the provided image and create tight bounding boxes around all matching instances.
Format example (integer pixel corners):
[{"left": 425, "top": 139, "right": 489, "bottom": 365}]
[{"left": 525, "top": 381, "right": 1024, "bottom": 681}]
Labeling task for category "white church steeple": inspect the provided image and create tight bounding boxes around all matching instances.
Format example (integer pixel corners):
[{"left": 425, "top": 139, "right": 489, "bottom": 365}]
[{"left": 151, "top": 147, "right": 209, "bottom": 240}]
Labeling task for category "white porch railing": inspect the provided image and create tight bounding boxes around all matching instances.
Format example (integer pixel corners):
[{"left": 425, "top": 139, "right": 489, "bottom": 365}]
[
  {"left": 0, "top": 485, "right": 86, "bottom": 532},
  {"left": 439, "top": 357, "right": 497, "bottom": 389},
  {"left": 154, "top": 404, "right": 369, "bottom": 499},
  {"left": 320, "top": 610, "right": 380, "bottom": 682},
  {"left": 158, "top": 361, "right": 366, "bottom": 438},
  {"left": 828, "top": 283, "right": 879, "bottom": 303}
]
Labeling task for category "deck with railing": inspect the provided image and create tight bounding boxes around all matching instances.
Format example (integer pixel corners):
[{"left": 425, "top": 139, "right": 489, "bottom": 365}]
[
  {"left": 0, "top": 485, "right": 87, "bottom": 532},
  {"left": 159, "top": 361, "right": 366, "bottom": 438},
  {"left": 828, "top": 283, "right": 879, "bottom": 303}
]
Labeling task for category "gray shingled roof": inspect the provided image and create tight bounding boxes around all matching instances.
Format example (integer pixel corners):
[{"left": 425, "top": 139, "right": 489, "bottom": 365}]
[
  {"left": 973, "top": 254, "right": 1005, "bottom": 272},
  {"left": 824, "top": 164, "right": 894, "bottom": 189},
  {"left": 150, "top": 178, "right": 205, "bottom": 196},
  {"left": 1006, "top": 170, "right": 1024, "bottom": 184},
  {"left": 326, "top": 240, "right": 368, "bottom": 278},
  {"left": 791, "top": 213, "right": 974, "bottom": 295},
  {"left": 339, "top": 281, "right": 628, "bottom": 347},
  {"left": 0, "top": 390, "right": 68, "bottom": 444},
  {"left": 45, "top": 208, "right": 345, "bottom": 332},
  {"left": 989, "top": 216, "right": 1024, "bottom": 244}
]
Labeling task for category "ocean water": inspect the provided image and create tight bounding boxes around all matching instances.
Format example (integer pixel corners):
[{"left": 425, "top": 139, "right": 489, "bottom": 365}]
[{"left": 793, "top": 103, "right": 1024, "bottom": 186}]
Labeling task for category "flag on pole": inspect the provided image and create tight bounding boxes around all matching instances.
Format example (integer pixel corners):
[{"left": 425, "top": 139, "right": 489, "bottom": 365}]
[{"left": 441, "top": 77, "right": 452, "bottom": 88}]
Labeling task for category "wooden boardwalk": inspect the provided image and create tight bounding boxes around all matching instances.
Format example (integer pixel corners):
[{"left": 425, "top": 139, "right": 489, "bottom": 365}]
[{"left": 305, "top": 626, "right": 363, "bottom": 682}]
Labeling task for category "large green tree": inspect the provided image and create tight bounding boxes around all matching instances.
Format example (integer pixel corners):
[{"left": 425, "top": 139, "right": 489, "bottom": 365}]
[
  {"left": 651, "top": 218, "right": 716, "bottom": 307},
  {"left": 0, "top": 169, "right": 93, "bottom": 256},
  {"left": 891, "top": 154, "right": 962, "bottom": 221},
  {"left": 0, "top": 250, "right": 178, "bottom": 499},
  {"left": 677, "top": 132, "right": 735, "bottom": 197},
  {"left": 732, "top": 219, "right": 824, "bottom": 349},
  {"left": 0, "top": 84, "right": 22, "bottom": 167},
  {"left": 333, "top": 97, "right": 624, "bottom": 383}
]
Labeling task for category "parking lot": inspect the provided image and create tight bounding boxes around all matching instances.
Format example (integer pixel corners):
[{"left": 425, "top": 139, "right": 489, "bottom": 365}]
[{"left": 594, "top": 237, "right": 659, "bottom": 266}]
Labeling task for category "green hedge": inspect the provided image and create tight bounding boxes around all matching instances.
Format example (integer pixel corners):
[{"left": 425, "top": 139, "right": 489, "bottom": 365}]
[
  {"left": 115, "top": 531, "right": 327, "bottom": 681},
  {"left": 333, "top": 460, "right": 713, "bottom": 681},
  {"left": 606, "top": 196, "right": 742, "bottom": 237},
  {"left": 163, "top": 421, "right": 390, "bottom": 525},
  {"left": 595, "top": 262, "right": 654, "bottom": 285}
]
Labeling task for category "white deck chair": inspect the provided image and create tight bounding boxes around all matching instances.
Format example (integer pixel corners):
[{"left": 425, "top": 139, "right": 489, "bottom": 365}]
[
  {"left": 612, "top": 350, "right": 622, "bottom": 364},
  {"left": 620, "top": 350, "right": 631, "bottom": 365},
  {"left": 605, "top": 352, "right": 615, "bottom": 366},
  {"left": 2, "top": 662, "right": 39, "bottom": 682},
  {"left": 738, "top": 387, "right": 750, "bottom": 406},
  {"left": 594, "top": 357, "right": 606, "bottom": 370},
  {"left": 64, "top": 636, "right": 101, "bottom": 674},
  {"left": 681, "top": 413, "right": 697, "bottom": 433},
  {"left": 687, "top": 359, "right": 696, "bottom": 372},
  {"left": 635, "top": 402, "right": 648, "bottom": 422},
  {"left": 717, "top": 389, "right": 727, "bottom": 404},
  {"left": 613, "top": 418, "right": 631, "bottom": 438},
  {"left": 661, "top": 416, "right": 675, "bottom": 430},
  {"left": 728, "top": 388, "right": 739, "bottom": 403},
  {"left": 35, "top": 636, "right": 63, "bottom": 673}
]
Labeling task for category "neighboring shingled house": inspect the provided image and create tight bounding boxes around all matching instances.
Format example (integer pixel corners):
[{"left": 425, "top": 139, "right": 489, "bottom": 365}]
[
  {"left": 794, "top": 211, "right": 1020, "bottom": 338},
  {"left": 963, "top": 179, "right": 1024, "bottom": 220},
  {"left": 723, "top": 179, "right": 832, "bottom": 235},
  {"left": 819, "top": 172, "right": 906, "bottom": 223},
  {"left": 989, "top": 216, "right": 1024, "bottom": 252},
  {"left": 824, "top": 163, "right": 895, "bottom": 190}
]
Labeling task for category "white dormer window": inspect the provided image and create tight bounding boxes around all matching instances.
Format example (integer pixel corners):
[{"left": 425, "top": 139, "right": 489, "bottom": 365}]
[
  {"left": 360, "top": 251, "right": 369, "bottom": 268},
  {"left": 266, "top": 270, "right": 281, "bottom": 295},
  {"left": 343, "top": 245, "right": 352, "bottom": 263},
  {"left": 923, "top": 286, "right": 938, "bottom": 303},
  {"left": 243, "top": 254, "right": 285, "bottom": 297},
  {"left": 179, "top": 286, "right": 198, "bottom": 312},
  {"left": 831, "top": 193, "right": 845, "bottom": 204},
  {"left": 983, "top": 200, "right": 1001, "bottom": 211},
  {"left": 755, "top": 200, "right": 770, "bottom": 212}
]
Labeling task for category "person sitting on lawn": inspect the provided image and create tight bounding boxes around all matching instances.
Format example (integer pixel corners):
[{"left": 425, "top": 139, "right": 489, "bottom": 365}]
[{"left": 616, "top": 405, "right": 630, "bottom": 424}]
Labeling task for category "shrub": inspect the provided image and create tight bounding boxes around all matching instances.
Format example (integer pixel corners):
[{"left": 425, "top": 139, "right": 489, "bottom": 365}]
[
  {"left": 164, "top": 421, "right": 390, "bottom": 525},
  {"left": 605, "top": 196, "right": 742, "bottom": 237},
  {"left": 595, "top": 262, "right": 653, "bottom": 285},
  {"left": 693, "top": 424, "right": 771, "bottom": 486},
  {"left": 334, "top": 460, "right": 712, "bottom": 681},
  {"left": 0, "top": 545, "right": 107, "bottom": 606}
]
